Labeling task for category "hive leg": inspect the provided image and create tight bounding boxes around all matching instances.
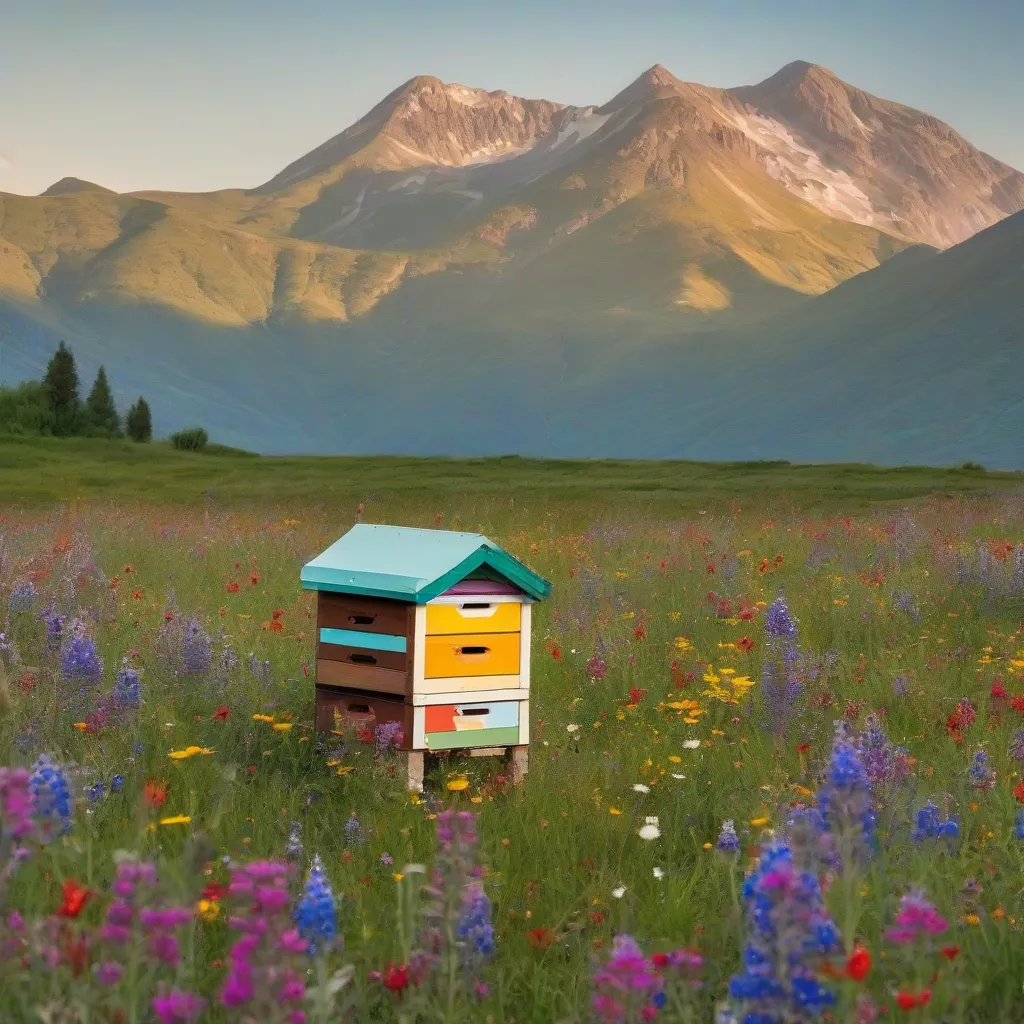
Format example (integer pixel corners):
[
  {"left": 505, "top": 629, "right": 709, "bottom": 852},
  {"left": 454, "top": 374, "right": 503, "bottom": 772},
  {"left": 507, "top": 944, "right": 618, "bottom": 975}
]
[
  {"left": 407, "top": 751, "right": 425, "bottom": 793},
  {"left": 509, "top": 745, "right": 529, "bottom": 786}
]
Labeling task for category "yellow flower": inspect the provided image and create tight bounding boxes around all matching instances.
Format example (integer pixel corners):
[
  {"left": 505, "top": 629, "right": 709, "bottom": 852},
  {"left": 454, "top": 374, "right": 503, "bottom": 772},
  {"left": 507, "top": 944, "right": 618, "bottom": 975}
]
[
  {"left": 393, "top": 873, "right": 404, "bottom": 883},
  {"left": 447, "top": 778, "right": 470, "bottom": 792},
  {"left": 674, "top": 637, "right": 693, "bottom": 651},
  {"left": 668, "top": 755, "right": 682, "bottom": 764},
  {"left": 326, "top": 760, "right": 340, "bottom": 767},
  {"left": 702, "top": 842, "right": 713, "bottom": 850},
  {"left": 73, "top": 722, "right": 88, "bottom": 731},
  {"left": 750, "top": 816, "right": 770, "bottom": 827},
  {"left": 616, "top": 572, "right": 629, "bottom": 579},
  {"left": 410, "top": 793, "right": 420, "bottom": 805},
  {"left": 272, "top": 723, "right": 293, "bottom": 732},
  {"left": 668, "top": 612, "right": 681, "bottom": 622},
  {"left": 712, "top": 729, "right": 726, "bottom": 737},
  {"left": 790, "top": 784, "right": 813, "bottom": 797},
  {"left": 470, "top": 796, "right": 484, "bottom": 804},
  {"left": 683, "top": 717, "right": 700, "bottom": 724},
  {"left": 608, "top": 807, "right": 622, "bottom": 816},
  {"left": 159, "top": 815, "right": 192, "bottom": 826},
  {"left": 335, "top": 766, "right": 354, "bottom": 776},
  {"left": 964, "top": 913, "right": 981, "bottom": 926},
  {"left": 168, "top": 746, "right": 215, "bottom": 760},
  {"left": 253, "top": 714, "right": 274, "bottom": 723},
  {"left": 197, "top": 899, "right": 220, "bottom": 921}
]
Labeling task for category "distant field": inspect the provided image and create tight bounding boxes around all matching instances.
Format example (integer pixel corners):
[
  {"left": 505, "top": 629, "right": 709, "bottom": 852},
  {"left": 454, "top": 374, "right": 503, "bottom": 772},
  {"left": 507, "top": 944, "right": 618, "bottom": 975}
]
[{"left": 1, "top": 436, "right": 1019, "bottom": 516}]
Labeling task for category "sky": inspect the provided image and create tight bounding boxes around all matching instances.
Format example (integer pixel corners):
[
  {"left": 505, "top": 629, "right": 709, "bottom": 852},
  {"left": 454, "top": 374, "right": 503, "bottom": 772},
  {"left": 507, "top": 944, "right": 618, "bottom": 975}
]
[{"left": 1, "top": 0, "right": 1022, "bottom": 196}]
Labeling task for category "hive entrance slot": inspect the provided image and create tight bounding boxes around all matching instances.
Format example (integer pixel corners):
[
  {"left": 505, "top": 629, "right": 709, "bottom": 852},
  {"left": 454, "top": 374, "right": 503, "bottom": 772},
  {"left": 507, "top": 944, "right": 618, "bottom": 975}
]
[
  {"left": 459, "top": 708, "right": 489, "bottom": 716},
  {"left": 347, "top": 704, "right": 371, "bottom": 715},
  {"left": 462, "top": 603, "right": 491, "bottom": 610},
  {"left": 349, "top": 653, "right": 377, "bottom": 665},
  {"left": 459, "top": 646, "right": 489, "bottom": 655},
  {"left": 348, "top": 615, "right": 375, "bottom": 625}
]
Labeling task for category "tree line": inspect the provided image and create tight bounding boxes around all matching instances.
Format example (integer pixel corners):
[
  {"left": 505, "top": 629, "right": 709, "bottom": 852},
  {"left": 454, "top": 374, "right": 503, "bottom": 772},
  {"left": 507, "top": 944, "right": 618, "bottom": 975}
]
[{"left": 0, "top": 342, "right": 152, "bottom": 441}]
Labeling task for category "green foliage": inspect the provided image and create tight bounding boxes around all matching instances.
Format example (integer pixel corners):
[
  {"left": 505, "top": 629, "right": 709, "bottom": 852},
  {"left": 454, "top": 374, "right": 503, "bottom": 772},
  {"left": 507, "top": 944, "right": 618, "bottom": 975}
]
[
  {"left": 41, "top": 340, "right": 81, "bottom": 436},
  {"left": 170, "top": 426, "right": 209, "bottom": 451},
  {"left": 0, "top": 381, "right": 54, "bottom": 436},
  {"left": 83, "top": 365, "right": 122, "bottom": 437},
  {"left": 125, "top": 396, "right": 153, "bottom": 443}
]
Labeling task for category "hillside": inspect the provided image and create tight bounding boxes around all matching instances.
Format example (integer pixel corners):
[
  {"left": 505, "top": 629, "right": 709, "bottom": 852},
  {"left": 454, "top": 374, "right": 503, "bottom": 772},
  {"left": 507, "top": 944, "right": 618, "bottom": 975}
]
[{"left": 0, "top": 60, "right": 1020, "bottom": 464}]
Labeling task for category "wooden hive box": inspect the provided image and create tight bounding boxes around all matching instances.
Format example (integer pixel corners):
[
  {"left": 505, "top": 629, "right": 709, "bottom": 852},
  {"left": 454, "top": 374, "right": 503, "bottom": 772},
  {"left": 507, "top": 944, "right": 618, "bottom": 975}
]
[{"left": 300, "top": 524, "right": 552, "bottom": 789}]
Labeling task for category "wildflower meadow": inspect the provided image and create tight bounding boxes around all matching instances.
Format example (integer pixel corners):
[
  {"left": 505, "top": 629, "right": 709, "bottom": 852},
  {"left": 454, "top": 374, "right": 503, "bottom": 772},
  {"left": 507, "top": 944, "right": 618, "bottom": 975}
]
[{"left": 2, "top": 491, "right": 1024, "bottom": 1022}]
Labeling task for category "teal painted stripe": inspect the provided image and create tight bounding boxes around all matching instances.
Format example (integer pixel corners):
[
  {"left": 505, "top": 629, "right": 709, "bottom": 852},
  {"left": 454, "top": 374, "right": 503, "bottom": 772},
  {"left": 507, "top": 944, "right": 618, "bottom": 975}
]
[
  {"left": 319, "top": 628, "right": 407, "bottom": 653},
  {"left": 424, "top": 726, "right": 520, "bottom": 751}
]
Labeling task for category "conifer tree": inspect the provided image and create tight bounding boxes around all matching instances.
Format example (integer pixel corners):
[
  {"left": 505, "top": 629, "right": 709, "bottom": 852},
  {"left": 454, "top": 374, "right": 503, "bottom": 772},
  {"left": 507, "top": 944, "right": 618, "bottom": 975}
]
[
  {"left": 125, "top": 396, "right": 153, "bottom": 443},
  {"left": 84, "top": 366, "right": 122, "bottom": 436},
  {"left": 41, "top": 341, "right": 81, "bottom": 436}
]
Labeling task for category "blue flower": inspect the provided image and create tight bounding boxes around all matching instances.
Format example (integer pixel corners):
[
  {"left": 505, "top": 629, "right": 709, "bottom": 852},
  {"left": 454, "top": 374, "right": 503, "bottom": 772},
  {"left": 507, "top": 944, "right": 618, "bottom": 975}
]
[
  {"left": 30, "top": 754, "right": 72, "bottom": 840},
  {"left": 343, "top": 812, "right": 363, "bottom": 846},
  {"left": 111, "top": 774, "right": 125, "bottom": 794},
  {"left": 113, "top": 665, "right": 141, "bottom": 708},
  {"left": 87, "top": 780, "right": 105, "bottom": 803},
  {"left": 969, "top": 750, "right": 994, "bottom": 788},
  {"left": 910, "top": 799, "right": 959, "bottom": 842},
  {"left": 817, "top": 734, "right": 876, "bottom": 859},
  {"left": 458, "top": 883, "right": 495, "bottom": 958},
  {"left": 60, "top": 622, "right": 103, "bottom": 684},
  {"left": 8, "top": 579, "right": 37, "bottom": 614},
  {"left": 1015, "top": 810, "right": 1024, "bottom": 841},
  {"left": 39, "top": 605, "right": 66, "bottom": 651},
  {"left": 764, "top": 594, "right": 797, "bottom": 642},
  {"left": 294, "top": 854, "right": 337, "bottom": 955},
  {"left": 181, "top": 619, "right": 212, "bottom": 674}
]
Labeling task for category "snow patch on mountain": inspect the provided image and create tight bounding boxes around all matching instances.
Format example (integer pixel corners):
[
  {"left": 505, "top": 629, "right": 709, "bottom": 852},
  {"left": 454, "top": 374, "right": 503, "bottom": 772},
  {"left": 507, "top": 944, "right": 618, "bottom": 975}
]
[{"left": 727, "top": 110, "right": 880, "bottom": 227}]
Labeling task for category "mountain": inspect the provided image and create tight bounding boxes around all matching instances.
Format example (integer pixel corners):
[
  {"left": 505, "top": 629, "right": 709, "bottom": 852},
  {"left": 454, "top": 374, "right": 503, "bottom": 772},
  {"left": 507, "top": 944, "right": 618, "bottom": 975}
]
[{"left": 0, "top": 61, "right": 1020, "bottom": 463}]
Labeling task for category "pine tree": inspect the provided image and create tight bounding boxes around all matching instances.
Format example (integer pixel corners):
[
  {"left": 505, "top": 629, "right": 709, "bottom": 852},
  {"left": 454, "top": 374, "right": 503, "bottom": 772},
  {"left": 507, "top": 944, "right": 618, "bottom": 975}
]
[
  {"left": 125, "top": 396, "right": 153, "bottom": 443},
  {"left": 42, "top": 341, "right": 81, "bottom": 436},
  {"left": 84, "top": 366, "right": 122, "bottom": 436}
]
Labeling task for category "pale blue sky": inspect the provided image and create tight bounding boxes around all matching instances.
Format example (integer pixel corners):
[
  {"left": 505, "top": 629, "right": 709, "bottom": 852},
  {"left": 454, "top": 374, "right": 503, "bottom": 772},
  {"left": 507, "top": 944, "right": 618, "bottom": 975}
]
[{"left": 1, "top": 0, "right": 1021, "bottom": 196}]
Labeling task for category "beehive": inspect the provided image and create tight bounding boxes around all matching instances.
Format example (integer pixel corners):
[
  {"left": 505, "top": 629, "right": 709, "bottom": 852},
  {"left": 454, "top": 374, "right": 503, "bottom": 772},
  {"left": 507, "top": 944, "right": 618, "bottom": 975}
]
[{"left": 300, "top": 524, "right": 551, "bottom": 790}]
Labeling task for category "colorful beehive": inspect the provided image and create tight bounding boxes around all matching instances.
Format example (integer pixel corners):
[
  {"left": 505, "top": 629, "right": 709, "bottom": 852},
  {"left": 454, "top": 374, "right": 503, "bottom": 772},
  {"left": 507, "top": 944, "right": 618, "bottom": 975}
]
[{"left": 300, "top": 524, "right": 551, "bottom": 790}]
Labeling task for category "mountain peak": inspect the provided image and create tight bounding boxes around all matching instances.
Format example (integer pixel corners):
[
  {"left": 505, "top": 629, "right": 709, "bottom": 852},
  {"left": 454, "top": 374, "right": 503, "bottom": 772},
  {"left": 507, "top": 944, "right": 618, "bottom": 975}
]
[
  {"left": 751, "top": 60, "right": 843, "bottom": 91},
  {"left": 604, "top": 63, "right": 686, "bottom": 112},
  {"left": 40, "top": 176, "right": 115, "bottom": 197}
]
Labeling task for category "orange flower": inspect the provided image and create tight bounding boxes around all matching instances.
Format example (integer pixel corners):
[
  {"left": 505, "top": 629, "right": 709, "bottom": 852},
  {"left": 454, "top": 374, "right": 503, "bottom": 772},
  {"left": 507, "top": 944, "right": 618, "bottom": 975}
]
[
  {"left": 57, "top": 879, "right": 93, "bottom": 919},
  {"left": 143, "top": 779, "right": 168, "bottom": 809},
  {"left": 132, "top": 588, "right": 143, "bottom": 600},
  {"left": 272, "top": 609, "right": 284, "bottom": 621},
  {"left": 527, "top": 928, "right": 555, "bottom": 949},
  {"left": 213, "top": 705, "right": 230, "bottom": 722},
  {"left": 225, "top": 580, "right": 240, "bottom": 594},
  {"left": 124, "top": 564, "right": 135, "bottom": 573}
]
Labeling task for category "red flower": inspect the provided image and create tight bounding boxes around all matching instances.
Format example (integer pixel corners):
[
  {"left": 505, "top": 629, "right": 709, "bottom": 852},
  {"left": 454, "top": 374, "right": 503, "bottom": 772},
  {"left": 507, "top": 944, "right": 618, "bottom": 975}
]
[
  {"left": 202, "top": 881, "right": 229, "bottom": 902},
  {"left": 381, "top": 963, "right": 409, "bottom": 992},
  {"left": 272, "top": 608, "right": 284, "bottom": 620},
  {"left": 250, "top": 572, "right": 259, "bottom": 586},
  {"left": 991, "top": 680, "right": 1009, "bottom": 700},
  {"left": 163, "top": 610, "right": 174, "bottom": 622},
  {"left": 57, "top": 879, "right": 93, "bottom": 919},
  {"left": 213, "top": 705, "right": 230, "bottom": 722},
  {"left": 132, "top": 588, "right": 143, "bottom": 600},
  {"left": 628, "top": 687, "right": 647, "bottom": 705},
  {"left": 124, "top": 564, "right": 134, "bottom": 573},
  {"left": 1009, "top": 696, "right": 1024, "bottom": 715},
  {"left": 845, "top": 945, "right": 871, "bottom": 982},
  {"left": 939, "top": 945, "right": 960, "bottom": 960},
  {"left": 225, "top": 580, "right": 240, "bottom": 594},
  {"left": 633, "top": 624, "right": 647, "bottom": 641},
  {"left": 356, "top": 727, "right": 373, "bottom": 744},
  {"left": 551, "top": 646, "right": 561, "bottom": 661},
  {"left": 1013, "top": 781, "right": 1024, "bottom": 804},
  {"left": 759, "top": 559, "right": 770, "bottom": 573},
  {"left": 796, "top": 743, "right": 811, "bottom": 754},
  {"left": 896, "top": 989, "right": 931, "bottom": 1010},
  {"left": 527, "top": 928, "right": 555, "bottom": 949},
  {"left": 737, "top": 636, "right": 755, "bottom": 653},
  {"left": 62, "top": 936, "right": 89, "bottom": 977},
  {"left": 142, "top": 779, "right": 168, "bottom": 809}
]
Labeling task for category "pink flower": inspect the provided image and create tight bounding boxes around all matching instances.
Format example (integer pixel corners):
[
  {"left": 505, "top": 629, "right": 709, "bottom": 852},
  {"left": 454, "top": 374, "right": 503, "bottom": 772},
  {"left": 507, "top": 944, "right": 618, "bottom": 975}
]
[{"left": 885, "top": 891, "right": 949, "bottom": 943}]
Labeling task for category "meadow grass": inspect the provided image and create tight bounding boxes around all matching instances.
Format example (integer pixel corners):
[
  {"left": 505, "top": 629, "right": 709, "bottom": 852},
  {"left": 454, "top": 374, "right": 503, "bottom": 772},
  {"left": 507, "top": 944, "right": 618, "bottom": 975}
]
[{"left": 2, "top": 456, "right": 1024, "bottom": 1021}]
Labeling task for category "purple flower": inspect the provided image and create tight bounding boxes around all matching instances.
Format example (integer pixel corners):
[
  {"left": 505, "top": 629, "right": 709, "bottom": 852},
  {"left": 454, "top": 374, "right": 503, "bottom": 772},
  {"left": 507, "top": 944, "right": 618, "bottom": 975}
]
[
  {"left": 39, "top": 604, "right": 66, "bottom": 651},
  {"left": 586, "top": 654, "right": 607, "bottom": 681},
  {"left": 592, "top": 934, "right": 664, "bottom": 1023},
  {"left": 93, "top": 961, "right": 124, "bottom": 986},
  {"left": 0, "top": 767, "right": 35, "bottom": 839},
  {"left": 716, "top": 820, "right": 740, "bottom": 855},
  {"left": 374, "top": 720, "right": 404, "bottom": 756},
  {"left": 1010, "top": 729, "right": 1024, "bottom": 762},
  {"left": 8, "top": 579, "right": 37, "bottom": 615}
]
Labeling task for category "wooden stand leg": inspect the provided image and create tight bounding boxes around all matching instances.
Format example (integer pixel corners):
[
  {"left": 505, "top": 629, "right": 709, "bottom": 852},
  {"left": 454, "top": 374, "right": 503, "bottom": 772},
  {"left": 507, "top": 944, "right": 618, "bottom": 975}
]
[
  {"left": 407, "top": 751, "right": 425, "bottom": 793},
  {"left": 509, "top": 745, "right": 529, "bottom": 786}
]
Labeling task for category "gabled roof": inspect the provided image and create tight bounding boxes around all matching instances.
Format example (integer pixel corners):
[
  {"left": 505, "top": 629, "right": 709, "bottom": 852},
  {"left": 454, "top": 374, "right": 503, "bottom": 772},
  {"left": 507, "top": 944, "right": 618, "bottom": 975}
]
[{"left": 301, "top": 524, "right": 552, "bottom": 603}]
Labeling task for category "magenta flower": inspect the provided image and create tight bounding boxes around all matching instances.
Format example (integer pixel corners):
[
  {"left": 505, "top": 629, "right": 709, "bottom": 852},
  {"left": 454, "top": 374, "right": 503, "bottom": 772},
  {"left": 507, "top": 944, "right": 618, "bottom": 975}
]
[
  {"left": 0, "top": 768, "right": 35, "bottom": 839},
  {"left": 152, "top": 988, "right": 206, "bottom": 1024},
  {"left": 885, "top": 890, "right": 949, "bottom": 943}
]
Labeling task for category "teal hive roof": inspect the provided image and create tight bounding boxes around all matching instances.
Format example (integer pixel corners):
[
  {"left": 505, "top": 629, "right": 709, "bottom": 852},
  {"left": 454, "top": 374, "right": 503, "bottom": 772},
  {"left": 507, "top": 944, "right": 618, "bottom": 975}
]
[{"left": 301, "top": 524, "right": 552, "bottom": 603}]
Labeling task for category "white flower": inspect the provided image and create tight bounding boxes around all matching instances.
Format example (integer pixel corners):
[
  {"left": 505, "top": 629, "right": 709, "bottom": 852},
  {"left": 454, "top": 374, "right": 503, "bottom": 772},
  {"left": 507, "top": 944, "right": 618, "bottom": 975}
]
[
  {"left": 671, "top": 773, "right": 687, "bottom": 780},
  {"left": 638, "top": 816, "right": 661, "bottom": 841},
  {"left": 566, "top": 724, "right": 581, "bottom": 734},
  {"left": 652, "top": 866, "right": 665, "bottom": 880},
  {"left": 633, "top": 783, "right": 650, "bottom": 794},
  {"left": 682, "top": 739, "right": 701, "bottom": 750},
  {"left": 612, "top": 885, "right": 627, "bottom": 899}
]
